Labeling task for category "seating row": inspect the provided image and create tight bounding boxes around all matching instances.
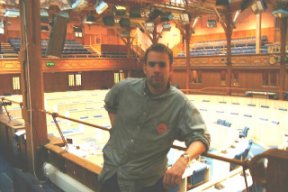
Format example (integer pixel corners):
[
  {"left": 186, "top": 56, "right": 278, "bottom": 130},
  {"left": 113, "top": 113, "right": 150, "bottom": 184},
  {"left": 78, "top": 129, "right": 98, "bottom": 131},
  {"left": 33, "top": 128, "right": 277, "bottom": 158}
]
[
  {"left": 8, "top": 38, "right": 92, "bottom": 56},
  {"left": 177, "top": 46, "right": 268, "bottom": 57},
  {"left": 191, "top": 36, "right": 268, "bottom": 49}
]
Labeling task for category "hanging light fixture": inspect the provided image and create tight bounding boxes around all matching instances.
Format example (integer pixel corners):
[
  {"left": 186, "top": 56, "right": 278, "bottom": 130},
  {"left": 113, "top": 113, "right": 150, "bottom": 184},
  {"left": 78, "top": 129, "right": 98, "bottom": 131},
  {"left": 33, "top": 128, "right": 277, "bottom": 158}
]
[
  {"left": 95, "top": 1, "right": 108, "bottom": 15},
  {"left": 84, "top": 11, "right": 97, "bottom": 24}
]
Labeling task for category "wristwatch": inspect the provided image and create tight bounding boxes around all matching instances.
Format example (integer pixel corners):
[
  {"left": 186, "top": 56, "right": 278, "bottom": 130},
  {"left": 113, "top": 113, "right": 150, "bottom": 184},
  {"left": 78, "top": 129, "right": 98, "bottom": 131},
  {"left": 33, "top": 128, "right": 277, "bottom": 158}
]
[{"left": 181, "top": 152, "right": 190, "bottom": 163}]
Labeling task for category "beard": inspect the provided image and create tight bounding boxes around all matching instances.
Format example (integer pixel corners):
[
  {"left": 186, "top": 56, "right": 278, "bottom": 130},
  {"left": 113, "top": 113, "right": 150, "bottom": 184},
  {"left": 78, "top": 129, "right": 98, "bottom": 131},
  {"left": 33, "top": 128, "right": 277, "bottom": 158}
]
[{"left": 147, "top": 75, "right": 167, "bottom": 90}]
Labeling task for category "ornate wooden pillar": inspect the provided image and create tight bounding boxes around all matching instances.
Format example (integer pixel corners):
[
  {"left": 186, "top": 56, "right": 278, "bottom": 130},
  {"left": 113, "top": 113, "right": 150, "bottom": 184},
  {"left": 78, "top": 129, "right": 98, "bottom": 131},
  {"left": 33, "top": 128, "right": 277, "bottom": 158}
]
[
  {"left": 256, "top": 13, "right": 262, "bottom": 54},
  {"left": 19, "top": 0, "right": 48, "bottom": 171},
  {"left": 216, "top": 7, "right": 234, "bottom": 96},
  {"left": 184, "top": 25, "right": 191, "bottom": 91},
  {"left": 225, "top": 10, "right": 233, "bottom": 96},
  {"left": 279, "top": 17, "right": 287, "bottom": 100}
]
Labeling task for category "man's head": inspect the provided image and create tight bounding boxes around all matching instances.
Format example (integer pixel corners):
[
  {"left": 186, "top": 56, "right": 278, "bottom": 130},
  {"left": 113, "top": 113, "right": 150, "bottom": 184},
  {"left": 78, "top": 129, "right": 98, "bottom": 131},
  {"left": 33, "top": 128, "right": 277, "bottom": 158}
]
[{"left": 143, "top": 43, "right": 173, "bottom": 95}]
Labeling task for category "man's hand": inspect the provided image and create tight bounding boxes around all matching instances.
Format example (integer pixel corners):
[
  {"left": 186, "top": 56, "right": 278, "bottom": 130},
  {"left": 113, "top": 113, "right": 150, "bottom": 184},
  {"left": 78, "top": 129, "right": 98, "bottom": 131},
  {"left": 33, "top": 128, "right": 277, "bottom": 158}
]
[{"left": 163, "top": 156, "right": 189, "bottom": 188}]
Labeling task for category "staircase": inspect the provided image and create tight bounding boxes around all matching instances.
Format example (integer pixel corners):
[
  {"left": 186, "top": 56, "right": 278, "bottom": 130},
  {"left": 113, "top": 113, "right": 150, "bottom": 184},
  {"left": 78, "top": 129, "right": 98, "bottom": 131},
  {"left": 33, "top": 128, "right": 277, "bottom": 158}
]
[
  {"left": 0, "top": 42, "right": 18, "bottom": 58},
  {"left": 131, "top": 44, "right": 145, "bottom": 62},
  {"left": 88, "top": 44, "right": 101, "bottom": 56}
]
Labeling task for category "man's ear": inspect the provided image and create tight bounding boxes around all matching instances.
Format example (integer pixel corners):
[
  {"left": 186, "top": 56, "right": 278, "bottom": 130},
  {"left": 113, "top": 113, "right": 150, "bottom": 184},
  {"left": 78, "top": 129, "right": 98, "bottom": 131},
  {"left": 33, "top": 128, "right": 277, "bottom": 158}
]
[{"left": 169, "top": 64, "right": 174, "bottom": 72}]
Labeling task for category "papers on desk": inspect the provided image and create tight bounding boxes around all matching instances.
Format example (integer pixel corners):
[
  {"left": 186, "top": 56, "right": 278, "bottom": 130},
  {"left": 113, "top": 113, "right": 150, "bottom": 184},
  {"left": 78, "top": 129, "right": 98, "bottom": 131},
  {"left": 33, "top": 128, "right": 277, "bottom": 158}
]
[
  {"left": 68, "top": 146, "right": 89, "bottom": 157},
  {"left": 15, "top": 129, "right": 26, "bottom": 136},
  {"left": 62, "top": 127, "right": 84, "bottom": 136},
  {"left": 66, "top": 139, "right": 104, "bottom": 158}
]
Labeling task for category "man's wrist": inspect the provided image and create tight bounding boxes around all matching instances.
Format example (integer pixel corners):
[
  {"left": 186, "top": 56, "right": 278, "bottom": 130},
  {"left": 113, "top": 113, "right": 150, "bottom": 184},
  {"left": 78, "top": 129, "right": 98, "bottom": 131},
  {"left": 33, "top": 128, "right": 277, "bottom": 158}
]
[{"left": 180, "top": 152, "right": 191, "bottom": 163}]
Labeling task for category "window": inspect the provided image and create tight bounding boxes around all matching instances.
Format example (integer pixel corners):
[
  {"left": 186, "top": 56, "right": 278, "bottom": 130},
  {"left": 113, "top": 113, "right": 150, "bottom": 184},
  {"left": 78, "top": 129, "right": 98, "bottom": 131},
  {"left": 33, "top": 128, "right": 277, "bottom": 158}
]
[
  {"left": 0, "top": 21, "right": 4, "bottom": 34},
  {"left": 114, "top": 70, "right": 125, "bottom": 84},
  {"left": 68, "top": 73, "right": 82, "bottom": 87},
  {"left": 73, "top": 26, "right": 83, "bottom": 38},
  {"left": 232, "top": 71, "right": 239, "bottom": 86},
  {"left": 191, "top": 70, "right": 202, "bottom": 84},
  {"left": 207, "top": 19, "right": 217, "bottom": 28},
  {"left": 75, "top": 31, "right": 83, "bottom": 38},
  {"left": 12, "top": 76, "right": 20, "bottom": 90},
  {"left": 262, "top": 71, "right": 278, "bottom": 87}
]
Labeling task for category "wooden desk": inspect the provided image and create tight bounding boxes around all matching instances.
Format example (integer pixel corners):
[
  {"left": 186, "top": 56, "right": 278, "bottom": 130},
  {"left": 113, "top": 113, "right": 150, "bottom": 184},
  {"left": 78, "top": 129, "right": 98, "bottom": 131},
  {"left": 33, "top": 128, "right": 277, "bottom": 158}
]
[
  {"left": 245, "top": 91, "right": 278, "bottom": 99},
  {"left": 45, "top": 143, "right": 102, "bottom": 191},
  {"left": 0, "top": 114, "right": 25, "bottom": 165}
]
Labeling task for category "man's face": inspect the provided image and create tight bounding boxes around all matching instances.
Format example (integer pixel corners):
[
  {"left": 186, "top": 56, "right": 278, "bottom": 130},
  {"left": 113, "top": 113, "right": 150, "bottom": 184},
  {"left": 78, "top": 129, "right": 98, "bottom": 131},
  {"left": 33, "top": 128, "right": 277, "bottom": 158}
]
[{"left": 143, "top": 51, "right": 173, "bottom": 92}]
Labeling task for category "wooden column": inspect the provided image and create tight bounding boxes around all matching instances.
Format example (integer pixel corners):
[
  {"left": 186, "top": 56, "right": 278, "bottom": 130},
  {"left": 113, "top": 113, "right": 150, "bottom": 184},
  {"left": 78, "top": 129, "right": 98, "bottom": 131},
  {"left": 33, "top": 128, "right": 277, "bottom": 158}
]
[
  {"left": 279, "top": 17, "right": 287, "bottom": 100},
  {"left": 256, "top": 13, "right": 262, "bottom": 54},
  {"left": 126, "top": 33, "right": 132, "bottom": 58},
  {"left": 225, "top": 11, "right": 233, "bottom": 96},
  {"left": 80, "top": 21, "right": 85, "bottom": 45},
  {"left": 184, "top": 25, "right": 191, "bottom": 91},
  {"left": 3, "top": 18, "right": 9, "bottom": 42},
  {"left": 126, "top": 31, "right": 132, "bottom": 77},
  {"left": 19, "top": 0, "right": 48, "bottom": 171},
  {"left": 151, "top": 19, "right": 164, "bottom": 45},
  {"left": 215, "top": 7, "right": 234, "bottom": 96}
]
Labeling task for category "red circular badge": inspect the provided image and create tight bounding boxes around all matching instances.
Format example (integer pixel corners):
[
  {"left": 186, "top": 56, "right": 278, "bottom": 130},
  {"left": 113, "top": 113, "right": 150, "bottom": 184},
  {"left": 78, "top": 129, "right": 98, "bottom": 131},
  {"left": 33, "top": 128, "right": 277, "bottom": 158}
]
[{"left": 156, "top": 123, "right": 168, "bottom": 135}]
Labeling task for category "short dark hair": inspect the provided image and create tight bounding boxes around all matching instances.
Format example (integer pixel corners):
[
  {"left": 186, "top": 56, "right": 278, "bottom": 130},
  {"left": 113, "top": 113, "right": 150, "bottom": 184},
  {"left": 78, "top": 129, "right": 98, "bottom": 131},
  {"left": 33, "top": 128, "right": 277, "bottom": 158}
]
[{"left": 143, "top": 43, "right": 173, "bottom": 65}]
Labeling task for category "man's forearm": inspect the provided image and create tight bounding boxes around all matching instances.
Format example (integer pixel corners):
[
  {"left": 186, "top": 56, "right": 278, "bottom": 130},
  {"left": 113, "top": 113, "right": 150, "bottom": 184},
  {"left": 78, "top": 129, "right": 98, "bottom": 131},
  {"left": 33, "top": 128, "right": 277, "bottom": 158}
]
[
  {"left": 185, "top": 141, "right": 207, "bottom": 161},
  {"left": 163, "top": 141, "right": 207, "bottom": 186}
]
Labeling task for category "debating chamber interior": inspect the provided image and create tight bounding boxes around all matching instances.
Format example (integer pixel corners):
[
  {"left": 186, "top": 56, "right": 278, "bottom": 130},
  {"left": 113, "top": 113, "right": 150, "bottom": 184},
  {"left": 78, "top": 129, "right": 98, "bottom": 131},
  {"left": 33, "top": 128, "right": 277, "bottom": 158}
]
[{"left": 0, "top": 0, "right": 288, "bottom": 192}]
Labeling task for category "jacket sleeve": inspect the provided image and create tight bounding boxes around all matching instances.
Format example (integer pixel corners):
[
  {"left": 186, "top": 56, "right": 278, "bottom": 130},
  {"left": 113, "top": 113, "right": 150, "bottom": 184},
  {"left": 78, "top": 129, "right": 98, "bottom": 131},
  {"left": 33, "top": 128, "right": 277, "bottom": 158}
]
[
  {"left": 104, "top": 81, "right": 125, "bottom": 113},
  {"left": 175, "top": 101, "right": 211, "bottom": 152}
]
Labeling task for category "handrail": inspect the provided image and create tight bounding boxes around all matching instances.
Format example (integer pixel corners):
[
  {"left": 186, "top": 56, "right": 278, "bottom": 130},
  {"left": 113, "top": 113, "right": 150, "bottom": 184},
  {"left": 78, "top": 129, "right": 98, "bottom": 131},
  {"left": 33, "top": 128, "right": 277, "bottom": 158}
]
[
  {"left": 44, "top": 110, "right": 245, "bottom": 164},
  {"left": 0, "top": 97, "right": 21, "bottom": 121},
  {"left": 1, "top": 97, "right": 23, "bottom": 106},
  {"left": 181, "top": 86, "right": 281, "bottom": 96}
]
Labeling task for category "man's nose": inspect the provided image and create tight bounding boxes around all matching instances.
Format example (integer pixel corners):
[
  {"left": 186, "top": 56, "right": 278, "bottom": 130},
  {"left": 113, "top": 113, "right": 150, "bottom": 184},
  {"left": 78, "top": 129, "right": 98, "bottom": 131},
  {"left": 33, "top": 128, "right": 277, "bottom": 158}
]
[{"left": 153, "top": 64, "right": 162, "bottom": 72}]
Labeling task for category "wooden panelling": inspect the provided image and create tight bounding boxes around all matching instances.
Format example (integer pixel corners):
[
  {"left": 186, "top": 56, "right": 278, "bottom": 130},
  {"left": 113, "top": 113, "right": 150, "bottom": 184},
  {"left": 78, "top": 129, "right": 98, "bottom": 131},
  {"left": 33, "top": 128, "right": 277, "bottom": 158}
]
[
  {"left": 174, "top": 56, "right": 226, "bottom": 68},
  {"left": 43, "top": 58, "right": 139, "bottom": 72},
  {"left": 0, "top": 58, "right": 140, "bottom": 74},
  {"left": 201, "top": 70, "right": 222, "bottom": 87},
  {"left": 172, "top": 70, "right": 186, "bottom": 88},
  {"left": 286, "top": 70, "right": 288, "bottom": 90},
  {"left": 43, "top": 72, "right": 69, "bottom": 93},
  {"left": 0, "top": 60, "right": 21, "bottom": 74},
  {"left": 1, "top": 57, "right": 287, "bottom": 96},
  {"left": 43, "top": 71, "right": 114, "bottom": 93},
  {"left": 0, "top": 74, "right": 21, "bottom": 95},
  {"left": 129, "top": 70, "right": 144, "bottom": 78},
  {"left": 172, "top": 69, "right": 285, "bottom": 95},
  {"left": 192, "top": 56, "right": 227, "bottom": 66},
  {"left": 101, "top": 44, "right": 127, "bottom": 53},
  {"left": 0, "top": 74, "right": 13, "bottom": 94},
  {"left": 174, "top": 55, "right": 280, "bottom": 69},
  {"left": 81, "top": 71, "right": 114, "bottom": 90},
  {"left": 238, "top": 70, "right": 263, "bottom": 89},
  {"left": 231, "top": 55, "right": 276, "bottom": 67}
]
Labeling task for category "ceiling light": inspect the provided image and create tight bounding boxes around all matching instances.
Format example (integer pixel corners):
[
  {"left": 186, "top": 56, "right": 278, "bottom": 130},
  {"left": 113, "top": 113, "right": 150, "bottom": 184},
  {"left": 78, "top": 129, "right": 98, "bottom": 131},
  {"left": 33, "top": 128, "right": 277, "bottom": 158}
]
[
  {"left": 95, "top": 1, "right": 108, "bottom": 15},
  {"left": 272, "top": 9, "right": 288, "bottom": 18},
  {"left": 84, "top": 12, "right": 97, "bottom": 24}
]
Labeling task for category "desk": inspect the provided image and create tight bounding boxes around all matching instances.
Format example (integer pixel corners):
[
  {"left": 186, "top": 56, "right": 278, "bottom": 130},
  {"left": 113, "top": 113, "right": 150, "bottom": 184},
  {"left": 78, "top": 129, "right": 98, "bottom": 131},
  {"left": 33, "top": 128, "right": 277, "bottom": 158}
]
[
  {"left": 0, "top": 114, "right": 25, "bottom": 158},
  {"left": 245, "top": 91, "right": 278, "bottom": 99},
  {"left": 203, "top": 173, "right": 253, "bottom": 192}
]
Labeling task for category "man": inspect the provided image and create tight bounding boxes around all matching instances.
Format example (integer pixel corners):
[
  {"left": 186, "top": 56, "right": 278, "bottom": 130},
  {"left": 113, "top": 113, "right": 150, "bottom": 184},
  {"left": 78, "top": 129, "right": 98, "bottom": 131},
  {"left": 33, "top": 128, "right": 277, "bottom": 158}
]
[{"left": 99, "top": 43, "right": 210, "bottom": 192}]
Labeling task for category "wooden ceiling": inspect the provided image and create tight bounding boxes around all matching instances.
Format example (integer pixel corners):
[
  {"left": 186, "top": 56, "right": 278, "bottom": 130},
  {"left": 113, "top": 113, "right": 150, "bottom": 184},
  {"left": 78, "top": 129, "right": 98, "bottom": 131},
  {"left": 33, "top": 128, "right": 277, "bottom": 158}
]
[{"left": 0, "top": 0, "right": 281, "bottom": 29}]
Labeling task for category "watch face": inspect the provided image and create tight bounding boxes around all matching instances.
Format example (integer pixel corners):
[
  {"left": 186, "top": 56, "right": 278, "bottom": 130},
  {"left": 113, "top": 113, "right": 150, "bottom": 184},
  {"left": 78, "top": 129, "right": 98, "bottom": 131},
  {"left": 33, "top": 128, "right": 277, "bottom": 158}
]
[{"left": 181, "top": 153, "right": 190, "bottom": 162}]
